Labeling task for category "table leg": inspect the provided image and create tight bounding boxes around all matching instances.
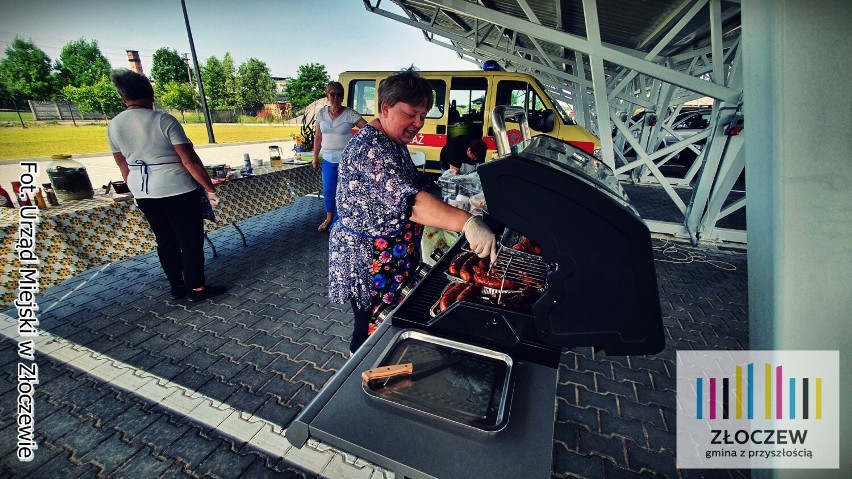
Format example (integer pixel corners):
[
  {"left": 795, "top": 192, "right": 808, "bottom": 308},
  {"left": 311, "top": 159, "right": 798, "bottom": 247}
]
[
  {"left": 204, "top": 233, "right": 218, "bottom": 257},
  {"left": 233, "top": 223, "right": 247, "bottom": 246}
]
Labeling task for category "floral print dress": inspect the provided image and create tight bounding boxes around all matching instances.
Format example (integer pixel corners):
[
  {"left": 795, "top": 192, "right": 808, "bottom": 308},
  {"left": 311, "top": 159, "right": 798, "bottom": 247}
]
[{"left": 328, "top": 125, "right": 430, "bottom": 316}]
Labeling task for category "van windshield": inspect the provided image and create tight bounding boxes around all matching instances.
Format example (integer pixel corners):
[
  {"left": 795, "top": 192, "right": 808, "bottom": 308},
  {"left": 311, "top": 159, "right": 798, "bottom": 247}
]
[
  {"left": 535, "top": 79, "right": 576, "bottom": 125},
  {"left": 496, "top": 78, "right": 575, "bottom": 126}
]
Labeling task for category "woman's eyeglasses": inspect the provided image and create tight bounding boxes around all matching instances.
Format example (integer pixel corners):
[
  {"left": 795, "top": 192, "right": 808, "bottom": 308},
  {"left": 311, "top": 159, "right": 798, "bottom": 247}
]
[{"left": 328, "top": 92, "right": 343, "bottom": 98}]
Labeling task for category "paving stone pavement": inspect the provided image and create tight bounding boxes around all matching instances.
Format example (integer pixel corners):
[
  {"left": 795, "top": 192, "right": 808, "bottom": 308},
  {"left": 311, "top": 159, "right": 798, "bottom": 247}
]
[{"left": 0, "top": 194, "right": 750, "bottom": 479}]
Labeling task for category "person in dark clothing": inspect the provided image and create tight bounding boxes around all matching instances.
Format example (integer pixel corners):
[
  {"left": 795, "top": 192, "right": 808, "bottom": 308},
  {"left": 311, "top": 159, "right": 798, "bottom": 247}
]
[{"left": 439, "top": 136, "right": 488, "bottom": 174}]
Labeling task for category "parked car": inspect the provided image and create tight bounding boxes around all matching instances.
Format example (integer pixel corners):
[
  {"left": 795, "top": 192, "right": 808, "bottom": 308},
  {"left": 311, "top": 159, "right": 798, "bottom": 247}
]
[{"left": 615, "top": 106, "right": 711, "bottom": 171}]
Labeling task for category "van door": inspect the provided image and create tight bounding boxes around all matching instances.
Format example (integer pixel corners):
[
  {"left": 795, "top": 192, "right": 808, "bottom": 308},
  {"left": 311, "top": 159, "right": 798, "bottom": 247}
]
[
  {"left": 493, "top": 78, "right": 599, "bottom": 154},
  {"left": 489, "top": 79, "right": 553, "bottom": 149},
  {"left": 347, "top": 77, "right": 378, "bottom": 118},
  {"left": 447, "top": 76, "right": 488, "bottom": 141}
]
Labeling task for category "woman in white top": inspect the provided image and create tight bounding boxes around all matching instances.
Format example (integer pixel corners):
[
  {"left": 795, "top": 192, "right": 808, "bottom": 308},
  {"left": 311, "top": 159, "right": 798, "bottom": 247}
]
[
  {"left": 107, "top": 69, "right": 226, "bottom": 303},
  {"left": 312, "top": 81, "right": 367, "bottom": 232}
]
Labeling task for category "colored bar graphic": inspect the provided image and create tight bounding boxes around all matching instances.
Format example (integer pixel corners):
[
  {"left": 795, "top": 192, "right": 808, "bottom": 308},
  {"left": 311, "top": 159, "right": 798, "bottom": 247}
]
[
  {"left": 735, "top": 365, "right": 743, "bottom": 419},
  {"left": 790, "top": 378, "right": 796, "bottom": 419},
  {"left": 748, "top": 363, "right": 753, "bottom": 419},
  {"left": 696, "top": 378, "right": 703, "bottom": 419},
  {"left": 765, "top": 363, "right": 771, "bottom": 419},
  {"left": 690, "top": 356, "right": 830, "bottom": 422},
  {"left": 776, "top": 365, "right": 783, "bottom": 419},
  {"left": 710, "top": 378, "right": 717, "bottom": 420},
  {"left": 816, "top": 378, "right": 822, "bottom": 419}
]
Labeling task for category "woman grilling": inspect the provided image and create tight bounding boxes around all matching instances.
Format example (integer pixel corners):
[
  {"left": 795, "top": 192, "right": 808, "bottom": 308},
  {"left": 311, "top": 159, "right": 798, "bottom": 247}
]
[{"left": 328, "top": 67, "right": 497, "bottom": 357}]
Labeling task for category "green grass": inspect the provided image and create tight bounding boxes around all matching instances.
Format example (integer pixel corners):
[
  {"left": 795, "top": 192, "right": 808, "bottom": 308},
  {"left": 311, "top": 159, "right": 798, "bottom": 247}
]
[
  {"left": 0, "top": 121, "right": 302, "bottom": 160},
  {"left": 0, "top": 111, "right": 34, "bottom": 123}
]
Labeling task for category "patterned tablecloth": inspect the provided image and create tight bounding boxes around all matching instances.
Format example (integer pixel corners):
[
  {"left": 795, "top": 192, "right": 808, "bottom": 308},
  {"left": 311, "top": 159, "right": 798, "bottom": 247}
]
[{"left": 0, "top": 163, "right": 321, "bottom": 309}]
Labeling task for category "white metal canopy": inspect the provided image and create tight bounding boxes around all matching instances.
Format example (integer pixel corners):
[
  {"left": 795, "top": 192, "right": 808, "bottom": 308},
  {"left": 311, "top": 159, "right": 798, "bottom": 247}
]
[{"left": 363, "top": 0, "right": 746, "bottom": 245}]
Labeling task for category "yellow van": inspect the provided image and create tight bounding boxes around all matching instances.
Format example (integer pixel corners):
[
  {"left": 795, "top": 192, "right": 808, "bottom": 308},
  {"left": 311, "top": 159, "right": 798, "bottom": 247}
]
[{"left": 339, "top": 69, "right": 601, "bottom": 174}]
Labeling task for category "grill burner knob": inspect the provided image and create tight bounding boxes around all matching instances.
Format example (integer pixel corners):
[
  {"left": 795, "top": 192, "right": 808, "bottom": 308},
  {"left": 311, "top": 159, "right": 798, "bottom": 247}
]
[
  {"left": 430, "top": 248, "right": 444, "bottom": 262},
  {"left": 414, "top": 263, "right": 432, "bottom": 279},
  {"left": 376, "top": 304, "right": 395, "bottom": 322}
]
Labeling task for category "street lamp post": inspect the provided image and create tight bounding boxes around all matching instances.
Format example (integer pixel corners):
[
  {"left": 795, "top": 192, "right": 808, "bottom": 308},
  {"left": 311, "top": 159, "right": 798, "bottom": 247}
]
[{"left": 180, "top": 0, "right": 215, "bottom": 144}]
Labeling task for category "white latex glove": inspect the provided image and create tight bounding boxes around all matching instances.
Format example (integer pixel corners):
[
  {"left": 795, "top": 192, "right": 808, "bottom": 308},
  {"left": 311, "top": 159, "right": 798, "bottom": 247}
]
[
  {"left": 462, "top": 215, "right": 496, "bottom": 261},
  {"left": 207, "top": 191, "right": 220, "bottom": 208}
]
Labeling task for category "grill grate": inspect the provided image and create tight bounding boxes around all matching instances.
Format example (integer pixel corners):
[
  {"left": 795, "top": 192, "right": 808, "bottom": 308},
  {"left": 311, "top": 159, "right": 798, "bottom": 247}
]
[
  {"left": 490, "top": 247, "right": 548, "bottom": 291},
  {"left": 394, "top": 250, "right": 457, "bottom": 324}
]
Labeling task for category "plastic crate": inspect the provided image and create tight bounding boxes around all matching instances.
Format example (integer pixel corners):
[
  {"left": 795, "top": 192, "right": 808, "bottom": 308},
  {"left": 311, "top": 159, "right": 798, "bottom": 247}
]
[{"left": 437, "top": 173, "right": 482, "bottom": 200}]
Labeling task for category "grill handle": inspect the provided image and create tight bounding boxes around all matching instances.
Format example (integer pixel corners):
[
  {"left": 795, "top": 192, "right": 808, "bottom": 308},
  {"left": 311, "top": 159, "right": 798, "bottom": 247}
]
[{"left": 491, "top": 106, "right": 532, "bottom": 157}]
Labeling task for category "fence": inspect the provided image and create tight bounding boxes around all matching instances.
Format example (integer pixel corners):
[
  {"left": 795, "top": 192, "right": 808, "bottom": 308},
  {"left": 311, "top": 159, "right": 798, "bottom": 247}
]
[
  {"left": 21, "top": 101, "right": 294, "bottom": 123},
  {"left": 28, "top": 100, "right": 104, "bottom": 121}
]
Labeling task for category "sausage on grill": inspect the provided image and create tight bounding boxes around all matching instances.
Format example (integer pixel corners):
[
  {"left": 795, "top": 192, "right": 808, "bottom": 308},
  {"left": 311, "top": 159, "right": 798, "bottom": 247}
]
[
  {"left": 456, "top": 284, "right": 482, "bottom": 303},
  {"left": 459, "top": 255, "right": 479, "bottom": 282},
  {"left": 520, "top": 271, "right": 544, "bottom": 289},
  {"left": 472, "top": 257, "right": 490, "bottom": 274},
  {"left": 473, "top": 271, "right": 520, "bottom": 290},
  {"left": 499, "top": 287, "right": 538, "bottom": 313},
  {"left": 513, "top": 237, "right": 542, "bottom": 255},
  {"left": 448, "top": 252, "right": 474, "bottom": 277},
  {"left": 439, "top": 282, "right": 469, "bottom": 311}
]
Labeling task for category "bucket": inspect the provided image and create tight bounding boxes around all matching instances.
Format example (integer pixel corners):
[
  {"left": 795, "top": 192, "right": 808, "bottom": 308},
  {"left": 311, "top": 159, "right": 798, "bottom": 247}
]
[
  {"left": 46, "top": 154, "right": 94, "bottom": 201},
  {"left": 448, "top": 123, "right": 468, "bottom": 139}
]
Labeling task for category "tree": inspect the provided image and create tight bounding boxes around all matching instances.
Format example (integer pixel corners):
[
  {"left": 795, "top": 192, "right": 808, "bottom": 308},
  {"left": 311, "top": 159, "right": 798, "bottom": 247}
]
[
  {"left": 53, "top": 38, "right": 111, "bottom": 90},
  {"left": 236, "top": 58, "right": 275, "bottom": 111},
  {"left": 62, "top": 75, "right": 124, "bottom": 120},
  {"left": 0, "top": 37, "right": 54, "bottom": 100},
  {"left": 286, "top": 63, "right": 329, "bottom": 113},
  {"left": 221, "top": 53, "right": 239, "bottom": 110},
  {"left": 151, "top": 47, "right": 189, "bottom": 92},
  {"left": 201, "top": 55, "right": 227, "bottom": 110},
  {"left": 157, "top": 81, "right": 198, "bottom": 122}
]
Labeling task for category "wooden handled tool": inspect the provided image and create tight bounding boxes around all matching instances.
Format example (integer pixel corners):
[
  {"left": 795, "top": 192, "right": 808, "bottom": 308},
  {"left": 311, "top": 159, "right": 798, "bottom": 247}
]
[{"left": 361, "top": 363, "right": 413, "bottom": 383}]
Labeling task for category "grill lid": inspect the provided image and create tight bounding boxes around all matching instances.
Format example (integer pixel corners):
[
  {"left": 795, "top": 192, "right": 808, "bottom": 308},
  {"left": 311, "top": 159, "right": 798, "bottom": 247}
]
[{"left": 477, "top": 130, "right": 664, "bottom": 356}]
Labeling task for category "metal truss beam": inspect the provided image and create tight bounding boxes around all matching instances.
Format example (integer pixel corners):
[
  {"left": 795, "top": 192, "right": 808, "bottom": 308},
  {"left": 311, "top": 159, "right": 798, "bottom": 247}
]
[
  {"left": 362, "top": 0, "right": 747, "bottom": 245},
  {"left": 420, "top": 0, "right": 740, "bottom": 102}
]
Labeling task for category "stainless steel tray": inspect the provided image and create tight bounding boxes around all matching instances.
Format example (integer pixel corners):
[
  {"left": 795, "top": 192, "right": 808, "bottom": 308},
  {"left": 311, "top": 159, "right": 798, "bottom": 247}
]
[{"left": 362, "top": 330, "right": 514, "bottom": 436}]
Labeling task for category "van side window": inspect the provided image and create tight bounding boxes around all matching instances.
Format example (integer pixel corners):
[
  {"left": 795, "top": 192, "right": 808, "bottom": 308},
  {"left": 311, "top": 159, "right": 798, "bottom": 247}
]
[
  {"left": 348, "top": 79, "right": 376, "bottom": 116},
  {"left": 449, "top": 77, "right": 487, "bottom": 138},
  {"left": 496, "top": 80, "right": 546, "bottom": 115},
  {"left": 428, "top": 80, "right": 446, "bottom": 119}
]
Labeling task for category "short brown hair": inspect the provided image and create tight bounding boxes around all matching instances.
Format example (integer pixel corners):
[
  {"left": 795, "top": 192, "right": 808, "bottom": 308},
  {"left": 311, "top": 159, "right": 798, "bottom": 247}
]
[
  {"left": 468, "top": 138, "right": 487, "bottom": 162},
  {"left": 377, "top": 66, "right": 433, "bottom": 111},
  {"left": 325, "top": 81, "right": 343, "bottom": 94}
]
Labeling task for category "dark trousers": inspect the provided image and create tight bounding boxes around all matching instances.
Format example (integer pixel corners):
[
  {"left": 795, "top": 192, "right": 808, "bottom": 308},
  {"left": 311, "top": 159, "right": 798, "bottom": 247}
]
[
  {"left": 350, "top": 299, "right": 372, "bottom": 354},
  {"left": 136, "top": 189, "right": 205, "bottom": 290}
]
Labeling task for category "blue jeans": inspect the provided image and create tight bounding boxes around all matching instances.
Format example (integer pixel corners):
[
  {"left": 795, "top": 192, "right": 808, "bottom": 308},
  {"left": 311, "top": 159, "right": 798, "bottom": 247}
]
[{"left": 321, "top": 160, "right": 338, "bottom": 219}]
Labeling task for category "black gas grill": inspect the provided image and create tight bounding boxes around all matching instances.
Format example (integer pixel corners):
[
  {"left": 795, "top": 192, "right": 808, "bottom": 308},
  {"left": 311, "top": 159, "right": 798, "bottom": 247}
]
[
  {"left": 390, "top": 109, "right": 664, "bottom": 367},
  {"left": 286, "top": 106, "right": 664, "bottom": 479}
]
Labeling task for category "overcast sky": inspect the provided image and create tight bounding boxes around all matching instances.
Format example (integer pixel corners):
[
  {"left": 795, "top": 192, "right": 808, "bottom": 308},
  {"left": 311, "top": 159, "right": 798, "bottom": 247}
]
[{"left": 0, "top": 0, "right": 476, "bottom": 79}]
